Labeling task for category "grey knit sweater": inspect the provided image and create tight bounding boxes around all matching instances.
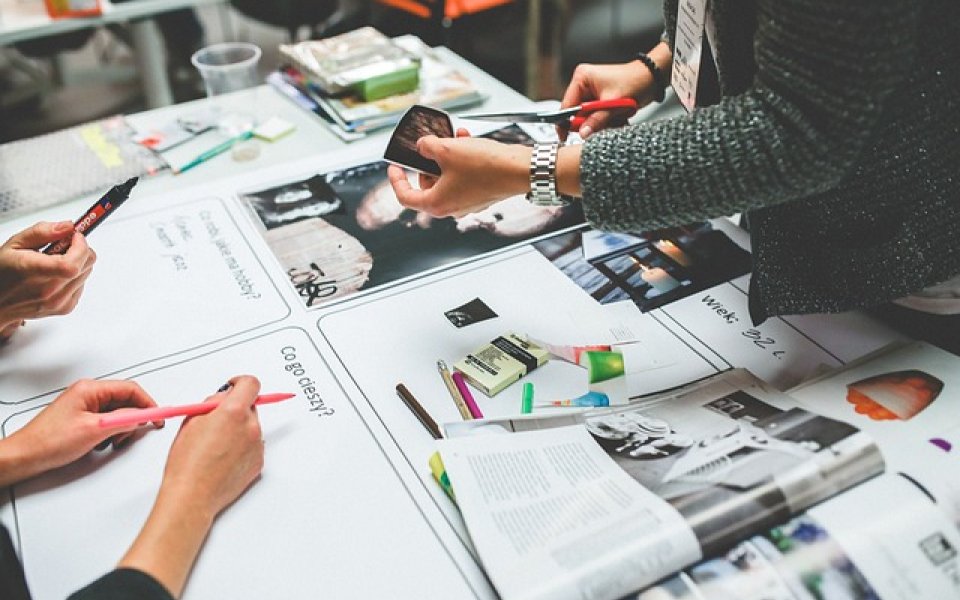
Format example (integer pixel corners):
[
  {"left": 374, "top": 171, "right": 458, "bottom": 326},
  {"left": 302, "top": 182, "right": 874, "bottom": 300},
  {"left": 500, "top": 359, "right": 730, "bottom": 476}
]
[{"left": 580, "top": 0, "right": 960, "bottom": 323}]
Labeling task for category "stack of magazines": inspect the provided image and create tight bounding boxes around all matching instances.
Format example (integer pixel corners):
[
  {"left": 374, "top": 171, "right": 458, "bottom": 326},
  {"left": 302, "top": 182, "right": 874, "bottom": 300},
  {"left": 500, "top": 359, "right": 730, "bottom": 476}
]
[
  {"left": 434, "top": 341, "right": 960, "bottom": 600},
  {"left": 272, "top": 32, "right": 485, "bottom": 142}
]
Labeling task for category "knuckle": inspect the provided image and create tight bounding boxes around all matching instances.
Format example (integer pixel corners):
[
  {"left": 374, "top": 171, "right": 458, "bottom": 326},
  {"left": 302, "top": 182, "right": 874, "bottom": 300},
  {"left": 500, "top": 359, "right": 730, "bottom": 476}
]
[
  {"left": 61, "top": 259, "right": 82, "bottom": 279},
  {"left": 39, "top": 282, "right": 61, "bottom": 302},
  {"left": 224, "top": 402, "right": 246, "bottom": 418},
  {"left": 72, "top": 378, "right": 95, "bottom": 394}
]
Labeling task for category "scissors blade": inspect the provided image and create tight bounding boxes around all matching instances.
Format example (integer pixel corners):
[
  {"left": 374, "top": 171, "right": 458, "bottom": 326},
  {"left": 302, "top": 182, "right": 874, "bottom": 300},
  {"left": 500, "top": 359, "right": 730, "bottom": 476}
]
[{"left": 459, "top": 110, "right": 553, "bottom": 123}]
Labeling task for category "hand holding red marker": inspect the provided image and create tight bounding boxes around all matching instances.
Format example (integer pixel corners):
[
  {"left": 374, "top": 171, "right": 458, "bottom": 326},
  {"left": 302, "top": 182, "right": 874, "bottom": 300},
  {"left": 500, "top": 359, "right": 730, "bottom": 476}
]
[{"left": 43, "top": 177, "right": 139, "bottom": 255}]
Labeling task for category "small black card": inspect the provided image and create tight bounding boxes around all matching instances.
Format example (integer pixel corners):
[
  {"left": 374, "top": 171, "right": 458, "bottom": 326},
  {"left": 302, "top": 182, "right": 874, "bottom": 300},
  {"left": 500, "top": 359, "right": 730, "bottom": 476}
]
[{"left": 444, "top": 298, "right": 498, "bottom": 328}]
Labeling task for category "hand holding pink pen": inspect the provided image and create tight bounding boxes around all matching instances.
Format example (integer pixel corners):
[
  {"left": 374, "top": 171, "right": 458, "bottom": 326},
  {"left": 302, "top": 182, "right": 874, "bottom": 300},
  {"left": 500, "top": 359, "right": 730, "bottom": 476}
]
[{"left": 98, "top": 392, "right": 296, "bottom": 429}]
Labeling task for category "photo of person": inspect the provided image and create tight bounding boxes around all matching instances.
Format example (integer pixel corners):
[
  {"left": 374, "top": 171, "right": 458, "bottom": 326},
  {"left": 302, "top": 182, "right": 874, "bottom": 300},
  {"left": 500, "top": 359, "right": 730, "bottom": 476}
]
[
  {"left": 533, "top": 221, "right": 751, "bottom": 312},
  {"left": 241, "top": 127, "right": 585, "bottom": 308}
]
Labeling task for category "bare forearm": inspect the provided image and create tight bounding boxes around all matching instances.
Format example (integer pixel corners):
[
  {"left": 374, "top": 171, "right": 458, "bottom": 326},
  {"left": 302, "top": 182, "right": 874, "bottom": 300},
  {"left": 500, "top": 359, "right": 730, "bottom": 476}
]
[
  {"left": 117, "top": 490, "right": 214, "bottom": 598},
  {"left": 0, "top": 434, "right": 52, "bottom": 487}
]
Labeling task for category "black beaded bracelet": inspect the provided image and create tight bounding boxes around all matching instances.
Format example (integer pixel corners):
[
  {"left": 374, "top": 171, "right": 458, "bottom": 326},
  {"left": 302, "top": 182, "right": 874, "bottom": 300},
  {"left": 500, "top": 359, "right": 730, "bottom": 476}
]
[{"left": 636, "top": 52, "right": 667, "bottom": 103}]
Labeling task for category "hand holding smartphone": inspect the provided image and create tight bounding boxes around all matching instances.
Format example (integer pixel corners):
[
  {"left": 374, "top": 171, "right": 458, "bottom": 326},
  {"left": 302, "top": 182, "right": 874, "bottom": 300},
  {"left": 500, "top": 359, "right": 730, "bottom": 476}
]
[{"left": 383, "top": 105, "right": 454, "bottom": 177}]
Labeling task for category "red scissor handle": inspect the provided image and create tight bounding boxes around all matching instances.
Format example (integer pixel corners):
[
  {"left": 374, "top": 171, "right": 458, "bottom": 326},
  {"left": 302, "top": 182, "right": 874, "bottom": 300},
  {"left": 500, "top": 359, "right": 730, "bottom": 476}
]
[{"left": 569, "top": 98, "right": 639, "bottom": 131}]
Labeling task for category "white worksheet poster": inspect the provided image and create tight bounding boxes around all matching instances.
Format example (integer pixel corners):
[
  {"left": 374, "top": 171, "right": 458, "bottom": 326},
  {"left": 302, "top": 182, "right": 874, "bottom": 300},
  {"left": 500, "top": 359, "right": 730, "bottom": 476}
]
[
  {"left": 654, "top": 275, "right": 901, "bottom": 390},
  {"left": 1, "top": 328, "right": 492, "bottom": 600},
  {"left": 0, "top": 197, "right": 290, "bottom": 403}
]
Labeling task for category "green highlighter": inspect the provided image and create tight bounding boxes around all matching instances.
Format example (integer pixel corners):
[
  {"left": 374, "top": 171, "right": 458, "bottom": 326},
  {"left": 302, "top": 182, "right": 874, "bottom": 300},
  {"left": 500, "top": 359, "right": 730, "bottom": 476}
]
[
  {"left": 429, "top": 452, "right": 456, "bottom": 503},
  {"left": 521, "top": 382, "right": 534, "bottom": 414},
  {"left": 174, "top": 130, "right": 253, "bottom": 175}
]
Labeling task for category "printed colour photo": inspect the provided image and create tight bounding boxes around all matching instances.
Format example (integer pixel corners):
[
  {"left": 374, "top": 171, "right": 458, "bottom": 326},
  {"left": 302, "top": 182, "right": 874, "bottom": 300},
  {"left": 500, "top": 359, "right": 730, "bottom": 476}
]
[{"left": 533, "top": 222, "right": 752, "bottom": 312}]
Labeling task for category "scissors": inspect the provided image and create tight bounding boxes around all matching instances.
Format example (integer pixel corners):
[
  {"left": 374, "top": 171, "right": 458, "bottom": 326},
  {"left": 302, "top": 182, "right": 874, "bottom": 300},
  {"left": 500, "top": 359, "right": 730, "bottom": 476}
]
[{"left": 461, "top": 98, "right": 639, "bottom": 131}]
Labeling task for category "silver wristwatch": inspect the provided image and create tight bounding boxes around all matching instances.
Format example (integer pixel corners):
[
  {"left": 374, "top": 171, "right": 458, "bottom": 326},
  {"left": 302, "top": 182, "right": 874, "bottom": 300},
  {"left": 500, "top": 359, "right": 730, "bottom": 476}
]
[{"left": 525, "top": 142, "right": 569, "bottom": 206}]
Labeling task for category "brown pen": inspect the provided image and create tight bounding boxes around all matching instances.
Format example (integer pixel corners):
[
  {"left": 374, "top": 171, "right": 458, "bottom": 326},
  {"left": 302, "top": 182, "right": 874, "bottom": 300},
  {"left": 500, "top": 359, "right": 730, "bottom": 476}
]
[{"left": 395, "top": 383, "right": 442, "bottom": 440}]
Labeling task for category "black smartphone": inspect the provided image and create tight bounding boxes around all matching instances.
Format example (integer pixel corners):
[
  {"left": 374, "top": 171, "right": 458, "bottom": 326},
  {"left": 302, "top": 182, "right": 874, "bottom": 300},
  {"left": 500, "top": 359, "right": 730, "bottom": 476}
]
[{"left": 383, "top": 105, "right": 454, "bottom": 176}]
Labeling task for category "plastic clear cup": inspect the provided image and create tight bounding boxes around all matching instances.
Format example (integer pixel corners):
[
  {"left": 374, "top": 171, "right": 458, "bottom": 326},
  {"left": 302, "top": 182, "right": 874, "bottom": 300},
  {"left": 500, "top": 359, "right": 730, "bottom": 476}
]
[
  {"left": 191, "top": 42, "right": 262, "bottom": 96},
  {"left": 191, "top": 42, "right": 262, "bottom": 135}
]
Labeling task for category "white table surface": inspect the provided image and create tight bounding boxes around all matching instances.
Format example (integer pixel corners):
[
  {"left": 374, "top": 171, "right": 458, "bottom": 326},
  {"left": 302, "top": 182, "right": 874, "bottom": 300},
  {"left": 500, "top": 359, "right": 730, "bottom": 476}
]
[{"left": 123, "top": 46, "right": 533, "bottom": 198}]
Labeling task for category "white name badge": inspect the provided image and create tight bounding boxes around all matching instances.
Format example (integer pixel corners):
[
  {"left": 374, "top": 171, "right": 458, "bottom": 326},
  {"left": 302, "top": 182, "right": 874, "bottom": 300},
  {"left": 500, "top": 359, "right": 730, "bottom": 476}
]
[{"left": 672, "top": 0, "right": 708, "bottom": 112}]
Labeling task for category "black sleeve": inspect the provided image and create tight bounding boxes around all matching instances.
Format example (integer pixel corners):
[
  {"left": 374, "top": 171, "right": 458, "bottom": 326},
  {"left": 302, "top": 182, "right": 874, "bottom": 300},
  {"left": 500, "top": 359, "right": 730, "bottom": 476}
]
[
  {"left": 67, "top": 569, "right": 174, "bottom": 600},
  {"left": 0, "top": 525, "right": 31, "bottom": 600}
]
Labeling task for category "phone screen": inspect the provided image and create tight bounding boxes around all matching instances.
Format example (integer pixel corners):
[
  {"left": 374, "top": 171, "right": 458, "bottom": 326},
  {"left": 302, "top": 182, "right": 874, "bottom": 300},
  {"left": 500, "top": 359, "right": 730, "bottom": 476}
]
[{"left": 383, "top": 105, "right": 454, "bottom": 176}]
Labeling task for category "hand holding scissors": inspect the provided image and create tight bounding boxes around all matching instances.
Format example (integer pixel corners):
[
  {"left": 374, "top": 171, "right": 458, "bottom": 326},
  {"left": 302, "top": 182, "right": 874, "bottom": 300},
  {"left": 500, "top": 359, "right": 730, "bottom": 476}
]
[{"left": 461, "top": 98, "right": 639, "bottom": 132}]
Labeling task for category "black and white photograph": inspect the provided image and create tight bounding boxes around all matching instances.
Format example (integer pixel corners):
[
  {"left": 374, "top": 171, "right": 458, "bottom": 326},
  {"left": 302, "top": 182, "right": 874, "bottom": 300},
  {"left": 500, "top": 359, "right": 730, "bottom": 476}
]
[
  {"left": 582, "top": 390, "right": 879, "bottom": 555},
  {"left": 242, "top": 127, "right": 585, "bottom": 308}
]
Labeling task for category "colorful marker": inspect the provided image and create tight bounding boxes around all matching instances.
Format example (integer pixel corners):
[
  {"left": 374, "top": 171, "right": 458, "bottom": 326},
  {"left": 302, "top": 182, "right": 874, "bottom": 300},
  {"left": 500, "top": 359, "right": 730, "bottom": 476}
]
[
  {"left": 429, "top": 451, "right": 456, "bottom": 502},
  {"left": 520, "top": 382, "right": 534, "bottom": 414},
  {"left": 536, "top": 391, "right": 610, "bottom": 408},
  {"left": 98, "top": 392, "right": 296, "bottom": 428},
  {"left": 438, "top": 360, "right": 472, "bottom": 420},
  {"left": 451, "top": 371, "right": 483, "bottom": 419},
  {"left": 43, "top": 177, "right": 138, "bottom": 255}
]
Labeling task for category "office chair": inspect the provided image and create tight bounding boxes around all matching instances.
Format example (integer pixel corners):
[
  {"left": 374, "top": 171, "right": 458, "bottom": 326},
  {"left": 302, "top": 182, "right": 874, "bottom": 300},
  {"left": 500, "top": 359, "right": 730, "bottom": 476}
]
[
  {"left": 370, "top": 0, "right": 525, "bottom": 91},
  {"left": 230, "top": 0, "right": 365, "bottom": 41}
]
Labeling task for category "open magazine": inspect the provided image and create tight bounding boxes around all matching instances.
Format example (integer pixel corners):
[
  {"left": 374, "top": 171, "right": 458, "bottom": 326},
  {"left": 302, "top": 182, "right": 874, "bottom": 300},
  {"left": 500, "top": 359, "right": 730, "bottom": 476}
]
[
  {"left": 438, "top": 369, "right": 885, "bottom": 600},
  {"left": 632, "top": 340, "right": 960, "bottom": 600}
]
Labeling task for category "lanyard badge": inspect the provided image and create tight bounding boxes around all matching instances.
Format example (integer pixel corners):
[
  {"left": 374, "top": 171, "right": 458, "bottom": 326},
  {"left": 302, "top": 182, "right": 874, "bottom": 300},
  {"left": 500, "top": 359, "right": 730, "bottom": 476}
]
[{"left": 671, "top": 0, "right": 708, "bottom": 112}]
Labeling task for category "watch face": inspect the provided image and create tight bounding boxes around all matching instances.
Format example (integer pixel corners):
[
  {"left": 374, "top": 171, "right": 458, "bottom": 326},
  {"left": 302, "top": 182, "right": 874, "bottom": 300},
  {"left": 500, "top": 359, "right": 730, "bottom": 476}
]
[{"left": 383, "top": 105, "right": 454, "bottom": 176}]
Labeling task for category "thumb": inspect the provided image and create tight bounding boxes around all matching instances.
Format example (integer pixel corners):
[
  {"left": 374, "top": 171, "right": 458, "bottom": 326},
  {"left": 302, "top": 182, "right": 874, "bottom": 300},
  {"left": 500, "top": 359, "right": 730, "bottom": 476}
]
[
  {"left": 416, "top": 135, "right": 443, "bottom": 161},
  {"left": 220, "top": 375, "right": 262, "bottom": 411},
  {"left": 8, "top": 221, "right": 74, "bottom": 250}
]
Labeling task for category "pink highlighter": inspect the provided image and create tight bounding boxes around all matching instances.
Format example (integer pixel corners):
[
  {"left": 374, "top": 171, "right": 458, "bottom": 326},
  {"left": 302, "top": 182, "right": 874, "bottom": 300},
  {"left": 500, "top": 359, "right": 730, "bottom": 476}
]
[
  {"left": 98, "top": 393, "right": 296, "bottom": 429},
  {"left": 451, "top": 372, "right": 484, "bottom": 419}
]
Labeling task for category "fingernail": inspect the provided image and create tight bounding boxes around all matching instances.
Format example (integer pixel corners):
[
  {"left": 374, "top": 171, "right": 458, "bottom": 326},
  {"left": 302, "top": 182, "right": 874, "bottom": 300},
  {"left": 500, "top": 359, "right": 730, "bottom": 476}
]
[
  {"left": 580, "top": 126, "right": 593, "bottom": 138},
  {"left": 54, "top": 221, "right": 74, "bottom": 233},
  {"left": 217, "top": 382, "right": 232, "bottom": 393}
]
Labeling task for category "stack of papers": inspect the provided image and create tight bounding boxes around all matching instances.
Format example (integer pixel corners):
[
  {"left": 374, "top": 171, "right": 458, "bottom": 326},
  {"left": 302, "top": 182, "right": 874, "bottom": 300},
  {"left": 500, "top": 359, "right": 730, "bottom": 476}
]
[{"left": 272, "top": 35, "right": 485, "bottom": 141}]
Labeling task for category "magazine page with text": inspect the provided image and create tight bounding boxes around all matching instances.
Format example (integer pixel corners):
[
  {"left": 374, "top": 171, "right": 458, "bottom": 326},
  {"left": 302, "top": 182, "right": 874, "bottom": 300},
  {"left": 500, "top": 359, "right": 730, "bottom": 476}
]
[{"left": 438, "top": 369, "right": 883, "bottom": 600}]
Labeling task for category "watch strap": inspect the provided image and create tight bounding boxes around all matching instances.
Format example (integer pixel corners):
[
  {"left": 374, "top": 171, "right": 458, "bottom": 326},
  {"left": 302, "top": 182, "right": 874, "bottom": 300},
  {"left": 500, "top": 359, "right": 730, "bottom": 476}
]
[{"left": 525, "top": 142, "right": 568, "bottom": 206}]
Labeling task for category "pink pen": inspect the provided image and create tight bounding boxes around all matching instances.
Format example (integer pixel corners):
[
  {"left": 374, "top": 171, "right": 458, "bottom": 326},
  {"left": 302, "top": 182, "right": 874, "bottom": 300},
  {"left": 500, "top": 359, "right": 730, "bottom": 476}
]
[
  {"left": 98, "top": 393, "right": 296, "bottom": 429},
  {"left": 451, "top": 372, "right": 483, "bottom": 419}
]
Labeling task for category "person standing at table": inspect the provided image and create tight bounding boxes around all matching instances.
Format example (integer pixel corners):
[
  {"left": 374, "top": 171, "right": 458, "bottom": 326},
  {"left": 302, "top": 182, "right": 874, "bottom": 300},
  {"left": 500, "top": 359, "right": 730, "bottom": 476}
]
[
  {"left": 387, "top": 0, "right": 960, "bottom": 346},
  {"left": 0, "top": 376, "right": 265, "bottom": 600}
]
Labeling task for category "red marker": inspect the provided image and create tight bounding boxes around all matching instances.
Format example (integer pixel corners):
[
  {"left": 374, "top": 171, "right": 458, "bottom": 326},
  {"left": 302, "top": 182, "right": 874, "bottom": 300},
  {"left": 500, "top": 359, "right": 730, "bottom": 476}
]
[
  {"left": 43, "top": 177, "right": 138, "bottom": 255},
  {"left": 98, "top": 393, "right": 296, "bottom": 429}
]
